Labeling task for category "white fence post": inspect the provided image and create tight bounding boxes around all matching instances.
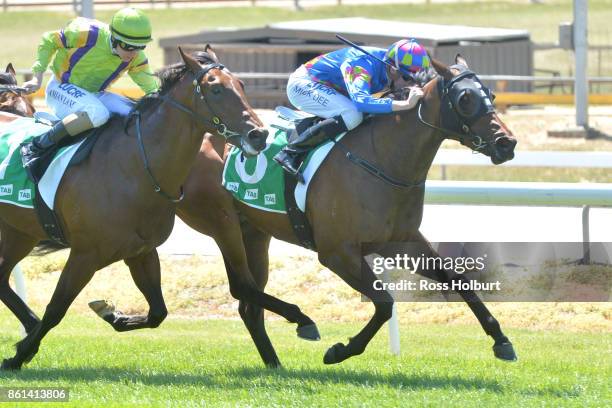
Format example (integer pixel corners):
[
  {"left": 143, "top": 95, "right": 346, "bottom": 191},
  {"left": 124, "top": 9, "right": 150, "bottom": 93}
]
[
  {"left": 79, "top": 0, "right": 94, "bottom": 19},
  {"left": 574, "top": 0, "right": 588, "bottom": 128},
  {"left": 388, "top": 303, "right": 400, "bottom": 356}
]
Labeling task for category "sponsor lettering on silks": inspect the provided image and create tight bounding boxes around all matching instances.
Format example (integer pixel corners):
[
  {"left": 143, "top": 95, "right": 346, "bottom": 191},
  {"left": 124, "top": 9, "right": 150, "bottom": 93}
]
[
  {"left": 264, "top": 194, "right": 276, "bottom": 206},
  {"left": 292, "top": 82, "right": 334, "bottom": 107},
  {"left": 18, "top": 189, "right": 32, "bottom": 201},
  {"left": 48, "top": 89, "right": 77, "bottom": 109},
  {"left": 58, "top": 83, "right": 86, "bottom": 98},
  {"left": 0, "top": 184, "right": 13, "bottom": 196},
  {"left": 226, "top": 182, "right": 239, "bottom": 193},
  {"left": 244, "top": 189, "right": 258, "bottom": 200}
]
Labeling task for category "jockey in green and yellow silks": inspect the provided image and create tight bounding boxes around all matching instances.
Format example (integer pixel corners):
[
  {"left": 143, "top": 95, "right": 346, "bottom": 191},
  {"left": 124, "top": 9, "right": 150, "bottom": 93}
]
[{"left": 22, "top": 7, "right": 159, "bottom": 168}]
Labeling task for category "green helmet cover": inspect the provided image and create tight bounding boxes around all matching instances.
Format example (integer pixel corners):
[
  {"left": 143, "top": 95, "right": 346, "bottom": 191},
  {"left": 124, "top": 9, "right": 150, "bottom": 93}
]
[{"left": 110, "top": 7, "right": 152, "bottom": 45}]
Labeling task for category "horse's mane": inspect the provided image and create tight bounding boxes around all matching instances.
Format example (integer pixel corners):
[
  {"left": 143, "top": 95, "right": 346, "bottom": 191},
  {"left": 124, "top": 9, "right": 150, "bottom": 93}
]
[
  {"left": 132, "top": 51, "right": 216, "bottom": 114},
  {"left": 384, "top": 68, "right": 439, "bottom": 101},
  {"left": 413, "top": 68, "right": 438, "bottom": 87}
]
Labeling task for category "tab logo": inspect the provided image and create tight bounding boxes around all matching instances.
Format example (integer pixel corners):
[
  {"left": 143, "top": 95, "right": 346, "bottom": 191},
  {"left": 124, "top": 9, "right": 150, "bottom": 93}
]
[
  {"left": 244, "top": 189, "right": 258, "bottom": 200},
  {"left": 264, "top": 194, "right": 276, "bottom": 205},
  {"left": 226, "top": 182, "right": 239, "bottom": 193},
  {"left": 18, "top": 189, "right": 32, "bottom": 201},
  {"left": 0, "top": 184, "right": 13, "bottom": 196}
]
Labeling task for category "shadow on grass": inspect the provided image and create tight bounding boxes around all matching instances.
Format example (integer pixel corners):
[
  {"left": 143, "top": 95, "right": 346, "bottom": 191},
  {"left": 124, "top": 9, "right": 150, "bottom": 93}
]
[{"left": 1, "top": 365, "right": 504, "bottom": 393}]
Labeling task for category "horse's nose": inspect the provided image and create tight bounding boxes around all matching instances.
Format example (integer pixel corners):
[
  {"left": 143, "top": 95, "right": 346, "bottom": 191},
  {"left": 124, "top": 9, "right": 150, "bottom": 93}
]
[
  {"left": 495, "top": 136, "right": 516, "bottom": 159},
  {"left": 247, "top": 127, "right": 268, "bottom": 152}
]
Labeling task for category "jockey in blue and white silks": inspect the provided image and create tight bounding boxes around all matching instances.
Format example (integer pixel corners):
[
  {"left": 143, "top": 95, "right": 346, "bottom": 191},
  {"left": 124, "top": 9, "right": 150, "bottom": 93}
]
[{"left": 275, "top": 39, "right": 431, "bottom": 181}]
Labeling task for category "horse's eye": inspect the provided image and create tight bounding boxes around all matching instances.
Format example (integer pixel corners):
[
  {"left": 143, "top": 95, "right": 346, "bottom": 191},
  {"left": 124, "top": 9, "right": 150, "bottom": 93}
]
[{"left": 456, "top": 89, "right": 480, "bottom": 117}]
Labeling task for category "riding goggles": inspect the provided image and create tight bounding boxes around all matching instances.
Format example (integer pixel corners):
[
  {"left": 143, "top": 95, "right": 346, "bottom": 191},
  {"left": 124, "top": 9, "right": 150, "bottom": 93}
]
[{"left": 113, "top": 38, "right": 146, "bottom": 52}]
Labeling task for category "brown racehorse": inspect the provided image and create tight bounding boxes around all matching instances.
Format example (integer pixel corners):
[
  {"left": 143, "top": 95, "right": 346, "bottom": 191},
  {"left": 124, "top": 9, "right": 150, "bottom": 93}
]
[
  {"left": 91, "top": 55, "right": 518, "bottom": 367},
  {"left": 175, "top": 55, "right": 518, "bottom": 366},
  {"left": 0, "top": 63, "right": 35, "bottom": 117},
  {"left": 0, "top": 48, "right": 284, "bottom": 370}
]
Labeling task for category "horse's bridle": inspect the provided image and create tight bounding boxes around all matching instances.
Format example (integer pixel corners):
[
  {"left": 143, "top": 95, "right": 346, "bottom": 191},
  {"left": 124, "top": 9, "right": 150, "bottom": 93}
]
[
  {"left": 335, "top": 68, "right": 497, "bottom": 189},
  {"left": 160, "top": 63, "right": 243, "bottom": 145},
  {"left": 417, "top": 66, "right": 496, "bottom": 152},
  {"left": 133, "top": 62, "right": 243, "bottom": 203},
  {"left": 0, "top": 85, "right": 27, "bottom": 95}
]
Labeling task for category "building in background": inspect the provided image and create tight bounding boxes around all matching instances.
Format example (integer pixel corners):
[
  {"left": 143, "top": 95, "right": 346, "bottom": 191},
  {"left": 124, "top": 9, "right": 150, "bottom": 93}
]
[{"left": 160, "top": 18, "right": 532, "bottom": 108}]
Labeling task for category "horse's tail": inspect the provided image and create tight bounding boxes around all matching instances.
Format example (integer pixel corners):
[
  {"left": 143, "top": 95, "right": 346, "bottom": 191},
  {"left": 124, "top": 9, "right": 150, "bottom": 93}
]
[{"left": 32, "top": 239, "right": 68, "bottom": 255}]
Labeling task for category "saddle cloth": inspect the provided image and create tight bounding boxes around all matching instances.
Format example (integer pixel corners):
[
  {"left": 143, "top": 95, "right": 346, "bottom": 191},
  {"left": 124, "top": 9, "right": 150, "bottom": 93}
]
[
  {"left": 0, "top": 117, "right": 89, "bottom": 210},
  {"left": 222, "top": 109, "right": 345, "bottom": 213}
]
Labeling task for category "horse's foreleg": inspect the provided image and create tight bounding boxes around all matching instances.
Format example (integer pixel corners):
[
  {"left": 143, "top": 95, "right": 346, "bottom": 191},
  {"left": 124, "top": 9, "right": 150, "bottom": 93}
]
[
  {"left": 319, "top": 248, "right": 394, "bottom": 365},
  {"left": 1, "top": 251, "right": 96, "bottom": 370},
  {"left": 414, "top": 232, "right": 517, "bottom": 361},
  {"left": 237, "top": 222, "right": 281, "bottom": 368},
  {"left": 0, "top": 224, "right": 40, "bottom": 333},
  {"left": 217, "top": 227, "right": 320, "bottom": 342},
  {"left": 91, "top": 249, "right": 167, "bottom": 332}
]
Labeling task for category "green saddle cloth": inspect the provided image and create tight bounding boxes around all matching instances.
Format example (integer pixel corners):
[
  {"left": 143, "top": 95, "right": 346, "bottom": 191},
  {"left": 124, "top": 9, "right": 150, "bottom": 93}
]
[
  {"left": 0, "top": 117, "right": 50, "bottom": 208},
  {"left": 223, "top": 128, "right": 289, "bottom": 213}
]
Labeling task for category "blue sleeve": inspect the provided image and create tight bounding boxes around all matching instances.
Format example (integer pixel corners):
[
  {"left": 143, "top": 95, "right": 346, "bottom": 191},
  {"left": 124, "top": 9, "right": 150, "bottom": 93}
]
[{"left": 340, "top": 58, "right": 392, "bottom": 114}]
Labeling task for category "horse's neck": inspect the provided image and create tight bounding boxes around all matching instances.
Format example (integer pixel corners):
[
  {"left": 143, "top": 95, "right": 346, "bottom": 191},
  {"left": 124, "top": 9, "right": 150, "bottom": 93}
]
[
  {"left": 366, "top": 109, "right": 442, "bottom": 185},
  {"left": 137, "top": 93, "right": 206, "bottom": 193}
]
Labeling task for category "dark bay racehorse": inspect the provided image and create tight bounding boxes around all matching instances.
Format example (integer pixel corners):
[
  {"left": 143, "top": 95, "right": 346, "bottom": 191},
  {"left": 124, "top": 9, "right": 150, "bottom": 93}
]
[
  {"left": 0, "top": 48, "right": 278, "bottom": 370},
  {"left": 91, "top": 55, "right": 517, "bottom": 368},
  {"left": 0, "top": 63, "right": 35, "bottom": 117},
  {"left": 175, "top": 55, "right": 518, "bottom": 366}
]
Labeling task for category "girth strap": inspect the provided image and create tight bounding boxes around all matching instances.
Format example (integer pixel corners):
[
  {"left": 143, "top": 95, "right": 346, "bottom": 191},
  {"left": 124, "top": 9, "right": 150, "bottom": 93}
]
[{"left": 283, "top": 173, "right": 317, "bottom": 251}]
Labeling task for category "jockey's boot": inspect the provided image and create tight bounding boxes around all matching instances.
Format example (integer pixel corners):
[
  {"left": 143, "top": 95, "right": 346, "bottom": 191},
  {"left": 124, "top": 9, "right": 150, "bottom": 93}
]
[
  {"left": 274, "top": 115, "right": 348, "bottom": 183},
  {"left": 21, "top": 111, "right": 94, "bottom": 171},
  {"left": 21, "top": 120, "right": 70, "bottom": 168}
]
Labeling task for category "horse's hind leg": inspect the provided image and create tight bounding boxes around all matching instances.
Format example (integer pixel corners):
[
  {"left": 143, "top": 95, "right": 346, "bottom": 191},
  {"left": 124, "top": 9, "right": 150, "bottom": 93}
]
[
  {"left": 1, "top": 250, "right": 96, "bottom": 370},
  {"left": 217, "top": 226, "right": 320, "bottom": 342},
  {"left": 414, "top": 232, "right": 516, "bottom": 361},
  {"left": 90, "top": 249, "right": 167, "bottom": 332},
  {"left": 0, "top": 224, "right": 40, "bottom": 333},
  {"left": 237, "top": 222, "right": 281, "bottom": 368},
  {"left": 318, "top": 246, "right": 394, "bottom": 365}
]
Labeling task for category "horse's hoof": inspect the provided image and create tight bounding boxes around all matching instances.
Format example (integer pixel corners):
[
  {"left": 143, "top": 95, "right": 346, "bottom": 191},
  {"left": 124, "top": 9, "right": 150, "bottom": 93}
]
[
  {"left": 493, "top": 341, "right": 517, "bottom": 362},
  {"left": 265, "top": 360, "right": 283, "bottom": 369},
  {"left": 88, "top": 300, "right": 116, "bottom": 319},
  {"left": 1, "top": 358, "right": 21, "bottom": 371},
  {"left": 323, "top": 342, "right": 347, "bottom": 365},
  {"left": 297, "top": 323, "right": 321, "bottom": 341}
]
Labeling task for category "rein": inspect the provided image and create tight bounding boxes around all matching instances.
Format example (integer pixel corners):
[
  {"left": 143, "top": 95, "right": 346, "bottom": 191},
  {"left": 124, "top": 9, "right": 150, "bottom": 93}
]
[
  {"left": 334, "top": 139, "right": 425, "bottom": 189},
  {"left": 333, "top": 68, "right": 494, "bottom": 188},
  {"left": 416, "top": 102, "right": 485, "bottom": 150},
  {"left": 131, "top": 62, "right": 242, "bottom": 203}
]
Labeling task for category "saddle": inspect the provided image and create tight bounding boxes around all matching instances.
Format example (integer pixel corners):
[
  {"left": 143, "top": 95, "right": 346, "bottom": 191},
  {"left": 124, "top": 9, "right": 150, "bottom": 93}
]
[
  {"left": 271, "top": 107, "right": 321, "bottom": 250},
  {"left": 21, "top": 116, "right": 107, "bottom": 246},
  {"left": 273, "top": 106, "right": 317, "bottom": 143}
]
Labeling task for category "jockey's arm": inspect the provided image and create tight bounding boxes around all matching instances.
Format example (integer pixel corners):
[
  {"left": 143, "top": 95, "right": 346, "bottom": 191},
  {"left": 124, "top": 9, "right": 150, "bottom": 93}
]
[
  {"left": 391, "top": 88, "right": 424, "bottom": 112},
  {"left": 24, "top": 30, "right": 64, "bottom": 94},
  {"left": 340, "top": 59, "right": 393, "bottom": 114},
  {"left": 128, "top": 51, "right": 160, "bottom": 95}
]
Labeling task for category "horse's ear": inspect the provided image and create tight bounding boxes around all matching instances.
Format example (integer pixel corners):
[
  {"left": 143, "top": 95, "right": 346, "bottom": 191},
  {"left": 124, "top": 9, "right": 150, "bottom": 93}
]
[
  {"left": 178, "top": 46, "right": 201, "bottom": 74},
  {"left": 455, "top": 54, "right": 469, "bottom": 68},
  {"left": 5, "top": 63, "right": 15, "bottom": 76},
  {"left": 430, "top": 57, "right": 453, "bottom": 80},
  {"left": 204, "top": 44, "right": 219, "bottom": 63}
]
